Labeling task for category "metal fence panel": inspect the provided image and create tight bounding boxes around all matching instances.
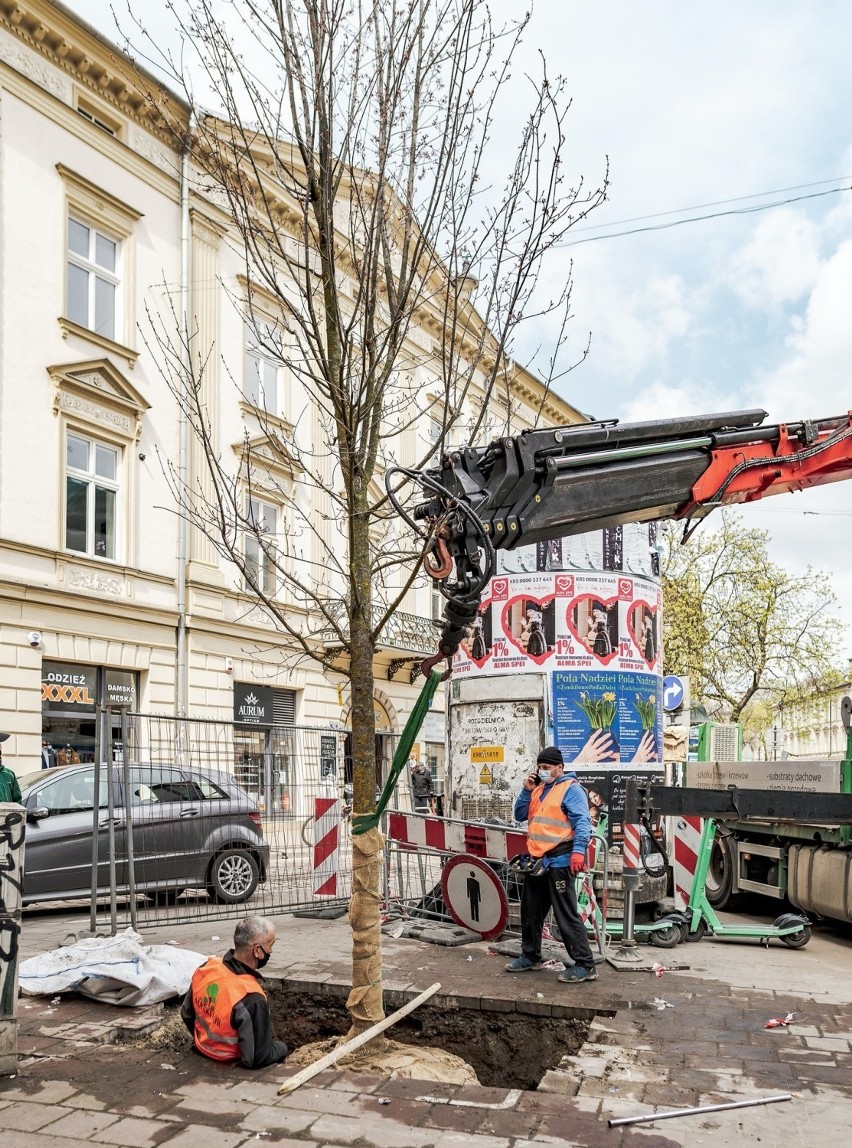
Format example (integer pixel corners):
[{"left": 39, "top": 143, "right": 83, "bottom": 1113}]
[{"left": 96, "top": 713, "right": 364, "bottom": 926}]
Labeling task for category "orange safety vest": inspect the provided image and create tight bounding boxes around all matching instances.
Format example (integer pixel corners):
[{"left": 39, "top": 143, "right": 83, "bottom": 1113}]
[
  {"left": 190, "top": 956, "right": 264, "bottom": 1062},
  {"left": 527, "top": 778, "right": 576, "bottom": 858}
]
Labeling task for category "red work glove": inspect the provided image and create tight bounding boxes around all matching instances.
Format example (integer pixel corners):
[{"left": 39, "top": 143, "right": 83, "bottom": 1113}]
[{"left": 569, "top": 852, "right": 587, "bottom": 876}]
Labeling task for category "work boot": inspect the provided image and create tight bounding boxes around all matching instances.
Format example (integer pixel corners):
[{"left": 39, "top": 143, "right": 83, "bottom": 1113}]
[
  {"left": 557, "top": 965, "right": 597, "bottom": 983},
  {"left": 504, "top": 955, "right": 542, "bottom": 972}
]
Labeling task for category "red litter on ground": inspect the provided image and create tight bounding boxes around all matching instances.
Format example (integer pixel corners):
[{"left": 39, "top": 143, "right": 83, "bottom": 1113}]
[
  {"left": 764, "top": 1012, "right": 795, "bottom": 1029},
  {"left": 651, "top": 963, "right": 666, "bottom": 977}
]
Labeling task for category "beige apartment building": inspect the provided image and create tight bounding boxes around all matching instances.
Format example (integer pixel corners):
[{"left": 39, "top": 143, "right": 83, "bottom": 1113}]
[{"left": 0, "top": 0, "right": 582, "bottom": 797}]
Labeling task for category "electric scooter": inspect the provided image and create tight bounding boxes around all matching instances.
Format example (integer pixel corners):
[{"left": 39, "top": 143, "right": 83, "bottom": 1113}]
[{"left": 682, "top": 818, "right": 810, "bottom": 947}]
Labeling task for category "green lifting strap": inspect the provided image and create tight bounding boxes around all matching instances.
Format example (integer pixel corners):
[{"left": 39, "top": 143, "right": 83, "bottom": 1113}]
[{"left": 351, "top": 669, "right": 443, "bottom": 835}]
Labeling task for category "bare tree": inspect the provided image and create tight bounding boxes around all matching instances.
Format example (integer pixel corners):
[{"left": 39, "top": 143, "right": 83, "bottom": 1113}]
[{"left": 129, "top": 0, "right": 607, "bottom": 1033}]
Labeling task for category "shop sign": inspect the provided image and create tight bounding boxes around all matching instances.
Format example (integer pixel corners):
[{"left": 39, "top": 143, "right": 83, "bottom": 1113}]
[
  {"left": 234, "top": 683, "right": 273, "bottom": 726},
  {"left": 41, "top": 661, "right": 97, "bottom": 711},
  {"left": 320, "top": 734, "right": 337, "bottom": 779},
  {"left": 421, "top": 711, "right": 446, "bottom": 742},
  {"left": 104, "top": 669, "right": 136, "bottom": 709}
]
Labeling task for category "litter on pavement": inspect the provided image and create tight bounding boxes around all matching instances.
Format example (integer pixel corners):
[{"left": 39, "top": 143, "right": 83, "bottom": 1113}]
[{"left": 764, "top": 1012, "right": 795, "bottom": 1029}]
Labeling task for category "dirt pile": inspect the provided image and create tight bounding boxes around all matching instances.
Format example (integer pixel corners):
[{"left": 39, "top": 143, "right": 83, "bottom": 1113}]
[{"left": 287, "top": 1035, "right": 479, "bottom": 1084}]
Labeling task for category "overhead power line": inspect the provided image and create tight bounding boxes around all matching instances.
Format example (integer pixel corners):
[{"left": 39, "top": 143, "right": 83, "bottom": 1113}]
[
  {"left": 569, "top": 176, "right": 852, "bottom": 233},
  {"left": 559, "top": 184, "right": 852, "bottom": 248}
]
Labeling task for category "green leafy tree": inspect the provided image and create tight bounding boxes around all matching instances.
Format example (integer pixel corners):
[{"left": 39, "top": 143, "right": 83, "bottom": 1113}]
[{"left": 662, "top": 512, "right": 843, "bottom": 728}]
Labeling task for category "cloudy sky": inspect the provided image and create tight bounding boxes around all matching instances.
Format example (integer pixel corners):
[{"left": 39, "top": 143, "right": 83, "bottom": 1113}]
[{"left": 68, "top": 0, "right": 852, "bottom": 660}]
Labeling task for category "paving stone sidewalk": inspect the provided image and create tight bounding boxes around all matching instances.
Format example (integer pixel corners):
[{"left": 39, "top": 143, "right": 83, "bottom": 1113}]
[{"left": 6, "top": 910, "right": 852, "bottom": 1145}]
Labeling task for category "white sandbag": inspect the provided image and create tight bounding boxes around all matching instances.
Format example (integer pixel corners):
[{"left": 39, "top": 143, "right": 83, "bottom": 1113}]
[{"left": 19, "top": 927, "right": 207, "bottom": 1006}]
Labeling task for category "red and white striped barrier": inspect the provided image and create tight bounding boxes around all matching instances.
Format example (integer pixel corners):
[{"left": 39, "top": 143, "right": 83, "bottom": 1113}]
[
  {"left": 578, "top": 872, "right": 598, "bottom": 924},
  {"left": 622, "top": 822, "right": 641, "bottom": 874},
  {"left": 388, "top": 811, "right": 528, "bottom": 863},
  {"left": 312, "top": 796, "right": 340, "bottom": 896},
  {"left": 673, "top": 816, "right": 703, "bottom": 910}
]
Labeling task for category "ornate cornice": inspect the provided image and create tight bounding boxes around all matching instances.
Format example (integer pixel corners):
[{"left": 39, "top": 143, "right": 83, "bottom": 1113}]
[{"left": 0, "top": 0, "right": 188, "bottom": 143}]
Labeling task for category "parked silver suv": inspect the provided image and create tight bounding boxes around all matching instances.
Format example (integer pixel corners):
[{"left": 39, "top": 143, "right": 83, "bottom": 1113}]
[{"left": 18, "top": 762, "right": 269, "bottom": 906}]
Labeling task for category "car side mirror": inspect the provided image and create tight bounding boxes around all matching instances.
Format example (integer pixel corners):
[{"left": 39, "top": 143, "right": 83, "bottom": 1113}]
[{"left": 27, "top": 806, "right": 49, "bottom": 822}]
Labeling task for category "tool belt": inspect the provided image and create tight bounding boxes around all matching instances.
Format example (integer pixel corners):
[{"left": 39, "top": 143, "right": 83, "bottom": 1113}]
[{"left": 509, "top": 840, "right": 575, "bottom": 877}]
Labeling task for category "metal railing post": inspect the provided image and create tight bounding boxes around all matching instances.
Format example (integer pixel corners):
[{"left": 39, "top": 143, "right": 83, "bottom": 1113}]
[
  {"left": 104, "top": 706, "right": 118, "bottom": 935},
  {"left": 120, "top": 709, "right": 137, "bottom": 932},
  {"left": 613, "top": 821, "right": 643, "bottom": 962},
  {"left": 90, "top": 708, "right": 103, "bottom": 935}
]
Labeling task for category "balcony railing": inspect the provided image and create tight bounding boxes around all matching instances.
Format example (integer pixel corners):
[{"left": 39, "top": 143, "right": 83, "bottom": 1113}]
[{"left": 321, "top": 601, "right": 441, "bottom": 655}]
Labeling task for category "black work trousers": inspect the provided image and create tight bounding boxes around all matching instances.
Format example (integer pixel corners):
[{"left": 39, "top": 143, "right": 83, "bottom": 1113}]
[{"left": 521, "top": 867, "right": 595, "bottom": 969}]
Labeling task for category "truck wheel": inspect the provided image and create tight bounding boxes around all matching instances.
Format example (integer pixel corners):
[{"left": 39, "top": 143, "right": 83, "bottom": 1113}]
[{"left": 705, "top": 834, "right": 734, "bottom": 908}]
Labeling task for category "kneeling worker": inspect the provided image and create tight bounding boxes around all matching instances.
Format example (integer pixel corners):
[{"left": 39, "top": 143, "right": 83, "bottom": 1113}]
[{"left": 182, "top": 915, "right": 288, "bottom": 1069}]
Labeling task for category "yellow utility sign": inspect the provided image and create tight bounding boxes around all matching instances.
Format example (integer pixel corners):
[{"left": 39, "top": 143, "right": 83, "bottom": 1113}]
[
  {"left": 471, "top": 746, "right": 504, "bottom": 763},
  {"left": 479, "top": 765, "right": 494, "bottom": 785}
]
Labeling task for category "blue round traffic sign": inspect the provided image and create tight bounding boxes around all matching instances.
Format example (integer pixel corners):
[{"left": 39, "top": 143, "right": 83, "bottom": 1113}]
[{"left": 662, "top": 675, "right": 686, "bottom": 712}]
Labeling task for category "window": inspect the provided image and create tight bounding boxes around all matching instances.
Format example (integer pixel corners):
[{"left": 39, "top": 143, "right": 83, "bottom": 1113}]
[
  {"left": 74, "top": 90, "right": 123, "bottom": 138},
  {"left": 194, "top": 775, "right": 229, "bottom": 801},
  {"left": 67, "top": 217, "right": 120, "bottom": 340},
  {"left": 77, "top": 106, "right": 117, "bottom": 136},
  {"left": 65, "top": 432, "right": 119, "bottom": 560},
  {"left": 245, "top": 497, "right": 278, "bottom": 596},
  {"left": 244, "top": 318, "right": 282, "bottom": 414},
  {"left": 29, "top": 768, "right": 106, "bottom": 815},
  {"left": 127, "top": 766, "right": 195, "bottom": 805}
]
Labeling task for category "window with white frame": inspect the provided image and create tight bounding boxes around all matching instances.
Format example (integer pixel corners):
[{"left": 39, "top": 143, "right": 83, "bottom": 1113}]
[
  {"left": 67, "top": 217, "right": 120, "bottom": 341},
  {"left": 244, "top": 497, "right": 279, "bottom": 596},
  {"left": 244, "top": 317, "right": 283, "bottom": 415},
  {"left": 65, "top": 432, "right": 120, "bottom": 560}
]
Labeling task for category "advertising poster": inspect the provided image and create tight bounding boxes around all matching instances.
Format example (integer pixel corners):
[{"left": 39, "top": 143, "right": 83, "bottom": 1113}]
[
  {"left": 551, "top": 670, "right": 663, "bottom": 764},
  {"left": 453, "top": 570, "right": 662, "bottom": 680},
  {"left": 574, "top": 768, "right": 666, "bottom": 844}
]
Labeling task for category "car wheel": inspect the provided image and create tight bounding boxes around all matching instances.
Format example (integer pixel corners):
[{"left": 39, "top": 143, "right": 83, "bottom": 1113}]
[
  {"left": 144, "top": 889, "right": 180, "bottom": 907},
  {"left": 208, "top": 849, "right": 259, "bottom": 904}
]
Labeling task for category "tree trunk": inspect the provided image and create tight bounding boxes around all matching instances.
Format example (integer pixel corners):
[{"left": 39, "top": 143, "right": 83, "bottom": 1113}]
[{"left": 345, "top": 492, "right": 384, "bottom": 1033}]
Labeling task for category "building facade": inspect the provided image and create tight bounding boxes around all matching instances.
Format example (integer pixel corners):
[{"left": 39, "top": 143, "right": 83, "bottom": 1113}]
[{"left": 0, "top": 0, "right": 583, "bottom": 794}]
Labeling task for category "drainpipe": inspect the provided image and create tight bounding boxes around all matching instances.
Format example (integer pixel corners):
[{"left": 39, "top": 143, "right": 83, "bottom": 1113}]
[{"left": 176, "top": 112, "right": 196, "bottom": 717}]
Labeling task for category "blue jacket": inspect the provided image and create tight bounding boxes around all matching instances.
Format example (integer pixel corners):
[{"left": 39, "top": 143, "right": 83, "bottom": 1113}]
[{"left": 514, "top": 772, "right": 591, "bottom": 868}]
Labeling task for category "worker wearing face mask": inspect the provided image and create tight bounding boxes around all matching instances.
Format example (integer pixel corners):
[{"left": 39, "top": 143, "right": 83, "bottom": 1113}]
[
  {"left": 505, "top": 746, "right": 598, "bottom": 984},
  {"left": 181, "top": 915, "right": 288, "bottom": 1068}
]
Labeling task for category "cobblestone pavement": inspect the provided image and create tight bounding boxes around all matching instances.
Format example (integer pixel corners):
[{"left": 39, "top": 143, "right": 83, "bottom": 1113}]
[{"left": 4, "top": 905, "right": 851, "bottom": 1145}]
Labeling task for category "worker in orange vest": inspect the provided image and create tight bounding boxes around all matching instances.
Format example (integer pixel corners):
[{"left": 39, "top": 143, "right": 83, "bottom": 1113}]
[
  {"left": 504, "top": 746, "right": 598, "bottom": 984},
  {"left": 181, "top": 916, "right": 288, "bottom": 1068}
]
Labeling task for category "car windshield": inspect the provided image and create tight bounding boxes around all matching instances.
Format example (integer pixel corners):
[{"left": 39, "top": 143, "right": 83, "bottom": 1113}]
[{"left": 18, "top": 767, "right": 64, "bottom": 790}]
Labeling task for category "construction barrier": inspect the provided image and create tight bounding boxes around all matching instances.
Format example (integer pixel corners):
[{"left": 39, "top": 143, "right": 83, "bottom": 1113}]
[
  {"left": 673, "top": 816, "right": 703, "bottom": 911},
  {"left": 385, "top": 812, "right": 608, "bottom": 955},
  {"left": 387, "top": 811, "right": 528, "bottom": 862},
  {"left": 312, "top": 796, "right": 340, "bottom": 897}
]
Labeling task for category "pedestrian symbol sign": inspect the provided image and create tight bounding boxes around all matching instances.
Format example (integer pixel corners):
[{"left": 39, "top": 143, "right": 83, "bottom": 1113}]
[
  {"left": 440, "top": 854, "right": 509, "bottom": 940},
  {"left": 478, "top": 764, "right": 494, "bottom": 784}
]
